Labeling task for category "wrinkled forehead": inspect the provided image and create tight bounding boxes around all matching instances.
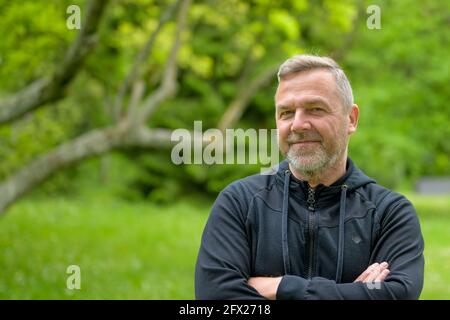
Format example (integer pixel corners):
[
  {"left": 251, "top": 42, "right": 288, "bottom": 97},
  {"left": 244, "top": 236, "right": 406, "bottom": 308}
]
[
  {"left": 276, "top": 95, "right": 331, "bottom": 110},
  {"left": 275, "top": 69, "right": 339, "bottom": 105}
]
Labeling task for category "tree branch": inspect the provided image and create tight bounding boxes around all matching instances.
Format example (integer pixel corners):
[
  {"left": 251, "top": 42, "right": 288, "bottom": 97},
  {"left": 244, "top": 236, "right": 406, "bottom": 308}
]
[
  {"left": 0, "top": 123, "right": 176, "bottom": 214},
  {"left": 0, "top": 0, "right": 109, "bottom": 125},
  {"left": 217, "top": 65, "right": 278, "bottom": 131},
  {"left": 112, "top": 0, "right": 180, "bottom": 120},
  {"left": 0, "top": 0, "right": 196, "bottom": 215},
  {"left": 127, "top": 80, "right": 146, "bottom": 120},
  {"left": 138, "top": 0, "right": 191, "bottom": 123}
]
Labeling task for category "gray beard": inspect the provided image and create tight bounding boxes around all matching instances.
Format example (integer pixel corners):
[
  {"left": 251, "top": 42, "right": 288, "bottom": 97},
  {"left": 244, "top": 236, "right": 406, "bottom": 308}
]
[{"left": 286, "top": 143, "right": 342, "bottom": 180}]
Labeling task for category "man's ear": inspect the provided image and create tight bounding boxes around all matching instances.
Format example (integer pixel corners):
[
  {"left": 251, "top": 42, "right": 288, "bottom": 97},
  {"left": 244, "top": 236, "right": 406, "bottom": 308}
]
[{"left": 348, "top": 104, "right": 359, "bottom": 135}]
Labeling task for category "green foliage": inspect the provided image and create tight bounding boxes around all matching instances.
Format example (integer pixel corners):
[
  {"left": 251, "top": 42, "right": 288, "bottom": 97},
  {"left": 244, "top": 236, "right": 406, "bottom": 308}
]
[
  {"left": 350, "top": 128, "right": 424, "bottom": 189},
  {"left": 0, "top": 0, "right": 448, "bottom": 200},
  {"left": 0, "top": 0, "right": 79, "bottom": 91},
  {"left": 346, "top": 0, "right": 450, "bottom": 188}
]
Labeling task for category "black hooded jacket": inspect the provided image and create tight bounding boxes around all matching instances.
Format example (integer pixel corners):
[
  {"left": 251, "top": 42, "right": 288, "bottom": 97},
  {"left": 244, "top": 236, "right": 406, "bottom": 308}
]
[{"left": 195, "top": 158, "right": 424, "bottom": 299}]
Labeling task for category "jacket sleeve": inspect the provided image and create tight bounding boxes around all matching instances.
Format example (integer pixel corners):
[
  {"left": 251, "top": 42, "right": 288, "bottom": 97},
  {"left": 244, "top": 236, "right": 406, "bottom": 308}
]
[
  {"left": 195, "top": 189, "right": 265, "bottom": 300},
  {"left": 277, "top": 199, "right": 425, "bottom": 300}
]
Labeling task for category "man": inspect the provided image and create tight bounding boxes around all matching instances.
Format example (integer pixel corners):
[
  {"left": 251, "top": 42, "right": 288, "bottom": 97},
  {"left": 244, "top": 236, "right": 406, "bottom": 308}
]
[{"left": 195, "top": 54, "right": 424, "bottom": 299}]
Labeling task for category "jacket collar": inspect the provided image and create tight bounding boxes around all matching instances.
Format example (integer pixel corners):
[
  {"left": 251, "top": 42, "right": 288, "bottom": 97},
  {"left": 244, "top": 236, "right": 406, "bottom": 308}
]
[{"left": 275, "top": 157, "right": 375, "bottom": 200}]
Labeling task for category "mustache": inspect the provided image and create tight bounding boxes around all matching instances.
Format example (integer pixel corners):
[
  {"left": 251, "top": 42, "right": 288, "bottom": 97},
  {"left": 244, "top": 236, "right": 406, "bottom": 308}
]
[{"left": 286, "top": 132, "right": 322, "bottom": 144}]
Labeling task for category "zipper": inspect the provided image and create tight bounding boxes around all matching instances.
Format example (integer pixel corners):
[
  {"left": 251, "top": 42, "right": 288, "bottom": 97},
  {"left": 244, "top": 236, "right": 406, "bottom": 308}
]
[{"left": 307, "top": 187, "right": 316, "bottom": 279}]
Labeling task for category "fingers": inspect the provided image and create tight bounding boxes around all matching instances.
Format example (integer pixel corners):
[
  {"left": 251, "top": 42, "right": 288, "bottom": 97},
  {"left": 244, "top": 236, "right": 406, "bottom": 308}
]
[
  {"left": 354, "top": 262, "right": 390, "bottom": 283},
  {"left": 365, "top": 262, "right": 389, "bottom": 283},
  {"left": 375, "top": 268, "right": 390, "bottom": 282},
  {"left": 354, "top": 262, "right": 380, "bottom": 282},
  {"left": 365, "top": 264, "right": 382, "bottom": 283}
]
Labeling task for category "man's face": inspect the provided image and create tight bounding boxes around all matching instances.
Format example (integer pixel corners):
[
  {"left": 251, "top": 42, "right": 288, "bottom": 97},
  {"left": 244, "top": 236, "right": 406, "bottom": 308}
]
[{"left": 275, "top": 69, "right": 357, "bottom": 176}]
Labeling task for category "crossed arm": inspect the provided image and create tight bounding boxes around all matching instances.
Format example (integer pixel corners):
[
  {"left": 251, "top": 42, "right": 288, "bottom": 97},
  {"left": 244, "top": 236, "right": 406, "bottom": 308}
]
[{"left": 248, "top": 262, "right": 390, "bottom": 300}]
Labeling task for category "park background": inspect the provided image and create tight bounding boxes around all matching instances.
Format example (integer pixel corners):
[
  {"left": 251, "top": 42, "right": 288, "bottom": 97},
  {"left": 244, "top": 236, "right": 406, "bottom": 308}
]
[{"left": 0, "top": 0, "right": 449, "bottom": 299}]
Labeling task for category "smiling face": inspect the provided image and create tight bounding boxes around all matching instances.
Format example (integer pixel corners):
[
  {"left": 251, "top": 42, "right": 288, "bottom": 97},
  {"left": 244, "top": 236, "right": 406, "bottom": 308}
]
[{"left": 275, "top": 69, "right": 358, "bottom": 179}]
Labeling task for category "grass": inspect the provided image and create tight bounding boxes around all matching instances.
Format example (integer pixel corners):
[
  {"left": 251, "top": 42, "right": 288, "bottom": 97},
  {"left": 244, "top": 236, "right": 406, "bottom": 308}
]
[
  {"left": 0, "top": 197, "right": 209, "bottom": 299},
  {"left": 406, "top": 193, "right": 450, "bottom": 299},
  {"left": 0, "top": 193, "right": 448, "bottom": 299}
]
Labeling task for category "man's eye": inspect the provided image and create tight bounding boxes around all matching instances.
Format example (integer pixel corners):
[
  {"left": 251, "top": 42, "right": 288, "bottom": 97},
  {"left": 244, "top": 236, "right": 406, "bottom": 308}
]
[
  {"left": 311, "top": 108, "right": 323, "bottom": 112},
  {"left": 280, "top": 111, "right": 293, "bottom": 118}
]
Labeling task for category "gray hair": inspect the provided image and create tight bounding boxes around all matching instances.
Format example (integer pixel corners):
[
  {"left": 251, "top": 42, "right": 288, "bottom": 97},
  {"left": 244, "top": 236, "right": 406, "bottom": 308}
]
[{"left": 277, "top": 54, "right": 354, "bottom": 112}]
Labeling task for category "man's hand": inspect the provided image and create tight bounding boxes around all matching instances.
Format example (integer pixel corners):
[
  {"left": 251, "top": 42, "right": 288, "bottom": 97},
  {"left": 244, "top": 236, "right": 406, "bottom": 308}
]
[
  {"left": 354, "top": 262, "right": 390, "bottom": 283},
  {"left": 248, "top": 262, "right": 389, "bottom": 299},
  {"left": 247, "top": 277, "right": 282, "bottom": 300}
]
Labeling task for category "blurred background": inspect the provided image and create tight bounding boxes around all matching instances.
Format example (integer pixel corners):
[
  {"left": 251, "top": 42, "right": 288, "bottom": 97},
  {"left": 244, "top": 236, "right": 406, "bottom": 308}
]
[{"left": 0, "top": 0, "right": 448, "bottom": 299}]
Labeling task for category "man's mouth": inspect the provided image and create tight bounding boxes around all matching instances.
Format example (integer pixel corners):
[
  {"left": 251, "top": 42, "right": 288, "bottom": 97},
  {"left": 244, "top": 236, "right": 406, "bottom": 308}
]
[{"left": 290, "top": 140, "right": 320, "bottom": 145}]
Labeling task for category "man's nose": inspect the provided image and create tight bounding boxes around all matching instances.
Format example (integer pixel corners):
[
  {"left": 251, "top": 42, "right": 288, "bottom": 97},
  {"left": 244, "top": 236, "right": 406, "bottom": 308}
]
[{"left": 291, "top": 109, "right": 311, "bottom": 132}]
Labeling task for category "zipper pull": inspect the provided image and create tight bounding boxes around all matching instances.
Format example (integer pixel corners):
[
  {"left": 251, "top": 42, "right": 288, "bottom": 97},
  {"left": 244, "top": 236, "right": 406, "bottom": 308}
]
[{"left": 307, "top": 187, "right": 315, "bottom": 211}]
